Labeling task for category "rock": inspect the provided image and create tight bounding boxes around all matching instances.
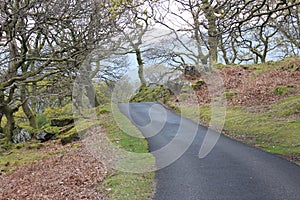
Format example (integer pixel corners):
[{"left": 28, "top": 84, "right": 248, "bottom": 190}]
[
  {"left": 50, "top": 117, "right": 75, "bottom": 127},
  {"left": 166, "top": 80, "right": 184, "bottom": 95},
  {"left": 12, "top": 128, "right": 31, "bottom": 143},
  {"left": 36, "top": 131, "right": 55, "bottom": 142},
  {"left": 183, "top": 65, "right": 200, "bottom": 77},
  {"left": 59, "top": 124, "right": 74, "bottom": 135},
  {"left": 61, "top": 132, "right": 80, "bottom": 145}
]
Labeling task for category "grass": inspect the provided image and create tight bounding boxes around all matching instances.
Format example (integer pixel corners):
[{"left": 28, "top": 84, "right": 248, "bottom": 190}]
[
  {"left": 179, "top": 94, "right": 300, "bottom": 156},
  {"left": 97, "top": 104, "right": 155, "bottom": 200},
  {"left": 216, "top": 57, "right": 300, "bottom": 77},
  {"left": 0, "top": 142, "right": 46, "bottom": 175},
  {"left": 100, "top": 172, "right": 154, "bottom": 200}
]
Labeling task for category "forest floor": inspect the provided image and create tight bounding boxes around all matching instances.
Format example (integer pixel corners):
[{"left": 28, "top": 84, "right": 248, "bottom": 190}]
[{"left": 0, "top": 139, "right": 107, "bottom": 199}]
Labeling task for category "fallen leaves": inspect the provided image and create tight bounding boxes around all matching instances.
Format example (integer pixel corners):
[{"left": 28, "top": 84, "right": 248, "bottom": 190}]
[{"left": 0, "top": 141, "right": 107, "bottom": 200}]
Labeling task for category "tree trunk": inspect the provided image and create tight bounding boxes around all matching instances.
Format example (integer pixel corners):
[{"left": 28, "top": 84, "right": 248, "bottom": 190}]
[
  {"left": 207, "top": 16, "right": 218, "bottom": 66},
  {"left": 202, "top": 0, "right": 219, "bottom": 66},
  {"left": 3, "top": 108, "right": 15, "bottom": 141},
  {"left": 21, "top": 85, "right": 38, "bottom": 130},
  {"left": 0, "top": 112, "right": 3, "bottom": 129},
  {"left": 22, "top": 100, "right": 38, "bottom": 130},
  {"left": 136, "top": 48, "right": 147, "bottom": 88},
  {"left": 220, "top": 38, "right": 230, "bottom": 65},
  {"left": 85, "top": 83, "right": 100, "bottom": 108},
  {"left": 191, "top": 8, "right": 208, "bottom": 66}
]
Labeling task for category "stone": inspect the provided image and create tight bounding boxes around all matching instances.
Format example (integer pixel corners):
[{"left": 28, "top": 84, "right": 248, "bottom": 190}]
[
  {"left": 36, "top": 131, "right": 55, "bottom": 142},
  {"left": 61, "top": 132, "right": 80, "bottom": 145},
  {"left": 50, "top": 118, "right": 75, "bottom": 127},
  {"left": 12, "top": 128, "right": 31, "bottom": 143}
]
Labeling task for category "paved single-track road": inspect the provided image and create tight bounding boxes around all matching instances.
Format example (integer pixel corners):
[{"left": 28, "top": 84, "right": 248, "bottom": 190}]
[{"left": 118, "top": 102, "right": 300, "bottom": 200}]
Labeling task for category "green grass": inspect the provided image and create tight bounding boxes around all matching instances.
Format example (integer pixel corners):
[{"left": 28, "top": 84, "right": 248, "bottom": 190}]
[
  {"left": 0, "top": 142, "right": 47, "bottom": 175},
  {"left": 179, "top": 94, "right": 300, "bottom": 156},
  {"left": 97, "top": 104, "right": 155, "bottom": 200},
  {"left": 216, "top": 57, "right": 300, "bottom": 77},
  {"left": 99, "top": 172, "right": 154, "bottom": 200}
]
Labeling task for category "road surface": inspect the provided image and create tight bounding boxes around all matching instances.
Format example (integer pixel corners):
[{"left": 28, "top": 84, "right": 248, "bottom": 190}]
[{"left": 118, "top": 102, "right": 300, "bottom": 200}]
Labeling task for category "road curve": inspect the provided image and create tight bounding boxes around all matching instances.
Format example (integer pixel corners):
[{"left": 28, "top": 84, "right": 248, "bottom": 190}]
[{"left": 118, "top": 102, "right": 300, "bottom": 200}]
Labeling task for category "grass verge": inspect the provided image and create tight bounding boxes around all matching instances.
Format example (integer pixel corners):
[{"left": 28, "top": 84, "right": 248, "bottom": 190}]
[
  {"left": 179, "top": 94, "right": 300, "bottom": 164},
  {"left": 97, "top": 104, "right": 155, "bottom": 200}
]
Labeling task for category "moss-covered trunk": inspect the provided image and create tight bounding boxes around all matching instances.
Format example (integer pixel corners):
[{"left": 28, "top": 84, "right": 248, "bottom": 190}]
[
  {"left": 3, "top": 108, "right": 15, "bottom": 141},
  {"left": 0, "top": 112, "right": 3, "bottom": 130},
  {"left": 21, "top": 82, "right": 38, "bottom": 129},
  {"left": 202, "top": 0, "right": 219, "bottom": 66},
  {"left": 85, "top": 83, "right": 100, "bottom": 108},
  {"left": 22, "top": 100, "right": 38, "bottom": 130}
]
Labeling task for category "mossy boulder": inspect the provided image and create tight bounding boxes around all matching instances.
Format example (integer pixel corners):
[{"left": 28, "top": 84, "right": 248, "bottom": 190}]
[
  {"left": 50, "top": 117, "right": 75, "bottom": 127},
  {"left": 60, "top": 131, "right": 80, "bottom": 145},
  {"left": 130, "top": 86, "right": 171, "bottom": 103},
  {"left": 58, "top": 124, "right": 75, "bottom": 135},
  {"left": 12, "top": 128, "right": 31, "bottom": 144},
  {"left": 36, "top": 131, "right": 55, "bottom": 142},
  {"left": 44, "top": 126, "right": 60, "bottom": 134}
]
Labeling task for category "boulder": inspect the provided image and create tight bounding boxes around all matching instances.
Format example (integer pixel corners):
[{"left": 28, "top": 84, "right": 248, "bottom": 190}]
[
  {"left": 50, "top": 118, "right": 75, "bottom": 127},
  {"left": 36, "top": 131, "right": 55, "bottom": 142},
  {"left": 61, "top": 132, "right": 80, "bottom": 145},
  {"left": 12, "top": 128, "right": 31, "bottom": 143}
]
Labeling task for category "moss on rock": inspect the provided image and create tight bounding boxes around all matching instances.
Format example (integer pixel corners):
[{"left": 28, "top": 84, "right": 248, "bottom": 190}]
[{"left": 130, "top": 86, "right": 171, "bottom": 103}]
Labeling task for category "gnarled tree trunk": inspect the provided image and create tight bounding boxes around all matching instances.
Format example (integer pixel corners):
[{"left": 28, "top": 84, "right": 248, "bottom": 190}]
[{"left": 3, "top": 107, "right": 15, "bottom": 141}]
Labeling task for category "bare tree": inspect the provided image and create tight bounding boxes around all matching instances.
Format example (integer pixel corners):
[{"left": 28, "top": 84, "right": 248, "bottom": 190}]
[
  {"left": 0, "top": 0, "right": 119, "bottom": 140},
  {"left": 153, "top": 0, "right": 300, "bottom": 67},
  {"left": 114, "top": 1, "right": 157, "bottom": 88},
  {"left": 269, "top": 1, "right": 299, "bottom": 51}
]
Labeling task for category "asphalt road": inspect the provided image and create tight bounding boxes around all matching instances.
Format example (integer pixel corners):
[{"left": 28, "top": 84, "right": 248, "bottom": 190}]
[{"left": 118, "top": 102, "right": 300, "bottom": 200}]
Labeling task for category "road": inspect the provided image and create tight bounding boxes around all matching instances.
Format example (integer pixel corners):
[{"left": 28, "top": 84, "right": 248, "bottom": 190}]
[{"left": 118, "top": 102, "right": 300, "bottom": 200}]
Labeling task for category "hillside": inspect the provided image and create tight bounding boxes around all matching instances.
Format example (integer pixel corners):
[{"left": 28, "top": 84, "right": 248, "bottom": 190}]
[{"left": 178, "top": 57, "right": 300, "bottom": 164}]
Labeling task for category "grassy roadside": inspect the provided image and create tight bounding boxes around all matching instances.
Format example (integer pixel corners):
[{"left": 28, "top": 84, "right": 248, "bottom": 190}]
[
  {"left": 97, "top": 104, "right": 155, "bottom": 200},
  {"left": 179, "top": 94, "right": 300, "bottom": 164}
]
